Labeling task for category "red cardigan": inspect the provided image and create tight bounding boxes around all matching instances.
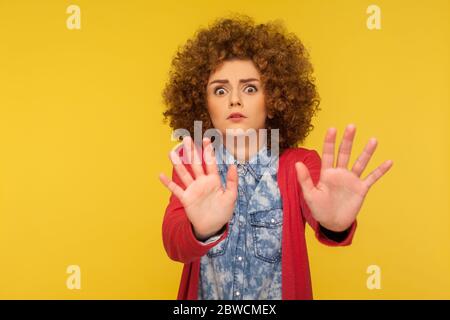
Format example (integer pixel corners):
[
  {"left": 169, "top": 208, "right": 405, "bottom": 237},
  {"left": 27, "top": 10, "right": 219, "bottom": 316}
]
[{"left": 162, "top": 146, "right": 357, "bottom": 300}]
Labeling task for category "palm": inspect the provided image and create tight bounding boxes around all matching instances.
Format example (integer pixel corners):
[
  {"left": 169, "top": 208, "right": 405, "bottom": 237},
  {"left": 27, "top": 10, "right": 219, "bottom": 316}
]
[
  {"left": 181, "top": 173, "right": 236, "bottom": 231},
  {"left": 296, "top": 125, "right": 393, "bottom": 232},
  {"left": 159, "top": 136, "right": 238, "bottom": 239},
  {"left": 305, "top": 168, "right": 367, "bottom": 230}
]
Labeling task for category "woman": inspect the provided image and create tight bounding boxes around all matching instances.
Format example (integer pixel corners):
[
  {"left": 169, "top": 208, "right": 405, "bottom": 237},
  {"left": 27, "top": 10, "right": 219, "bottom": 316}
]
[{"left": 158, "top": 15, "right": 393, "bottom": 300}]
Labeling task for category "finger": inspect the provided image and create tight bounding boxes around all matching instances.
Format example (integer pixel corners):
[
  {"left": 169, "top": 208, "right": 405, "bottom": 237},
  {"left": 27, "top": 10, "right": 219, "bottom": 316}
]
[
  {"left": 183, "top": 136, "right": 204, "bottom": 178},
  {"left": 351, "top": 138, "right": 378, "bottom": 177},
  {"left": 182, "top": 135, "right": 192, "bottom": 165},
  {"left": 159, "top": 172, "right": 184, "bottom": 200},
  {"left": 169, "top": 150, "right": 194, "bottom": 188},
  {"left": 363, "top": 160, "right": 394, "bottom": 189},
  {"left": 295, "top": 162, "right": 315, "bottom": 195},
  {"left": 322, "top": 127, "right": 337, "bottom": 170},
  {"left": 336, "top": 124, "right": 356, "bottom": 169},
  {"left": 225, "top": 164, "right": 238, "bottom": 196},
  {"left": 203, "top": 137, "right": 219, "bottom": 176}
]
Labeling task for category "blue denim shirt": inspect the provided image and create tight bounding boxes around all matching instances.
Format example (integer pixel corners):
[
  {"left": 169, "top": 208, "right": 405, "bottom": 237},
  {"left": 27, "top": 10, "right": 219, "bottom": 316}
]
[{"left": 198, "top": 144, "right": 282, "bottom": 300}]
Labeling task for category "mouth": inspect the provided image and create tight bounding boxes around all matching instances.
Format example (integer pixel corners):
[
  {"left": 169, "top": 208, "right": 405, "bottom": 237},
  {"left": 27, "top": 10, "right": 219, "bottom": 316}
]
[{"left": 227, "top": 112, "right": 247, "bottom": 119}]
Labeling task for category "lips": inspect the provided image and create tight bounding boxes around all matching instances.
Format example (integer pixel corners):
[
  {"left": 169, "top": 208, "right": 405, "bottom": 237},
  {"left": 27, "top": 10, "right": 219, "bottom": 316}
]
[{"left": 227, "top": 112, "right": 247, "bottom": 119}]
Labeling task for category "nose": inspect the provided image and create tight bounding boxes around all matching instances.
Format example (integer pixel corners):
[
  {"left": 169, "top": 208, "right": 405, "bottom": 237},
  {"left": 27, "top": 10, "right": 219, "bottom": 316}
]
[{"left": 229, "top": 90, "right": 242, "bottom": 108}]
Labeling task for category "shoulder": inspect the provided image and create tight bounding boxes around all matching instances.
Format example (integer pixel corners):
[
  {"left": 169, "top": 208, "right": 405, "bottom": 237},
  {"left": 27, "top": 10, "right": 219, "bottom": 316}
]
[
  {"left": 279, "top": 147, "right": 321, "bottom": 166},
  {"left": 278, "top": 147, "right": 322, "bottom": 184}
]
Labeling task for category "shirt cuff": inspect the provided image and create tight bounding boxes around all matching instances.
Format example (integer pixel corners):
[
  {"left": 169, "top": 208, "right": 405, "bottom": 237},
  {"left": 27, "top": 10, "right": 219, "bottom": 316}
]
[
  {"left": 194, "top": 224, "right": 228, "bottom": 245},
  {"left": 199, "top": 233, "right": 224, "bottom": 245},
  {"left": 319, "top": 224, "right": 351, "bottom": 243}
]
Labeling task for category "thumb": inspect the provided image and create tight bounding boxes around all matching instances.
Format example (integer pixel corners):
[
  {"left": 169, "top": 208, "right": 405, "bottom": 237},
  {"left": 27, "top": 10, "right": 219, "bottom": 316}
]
[{"left": 295, "top": 161, "right": 315, "bottom": 195}]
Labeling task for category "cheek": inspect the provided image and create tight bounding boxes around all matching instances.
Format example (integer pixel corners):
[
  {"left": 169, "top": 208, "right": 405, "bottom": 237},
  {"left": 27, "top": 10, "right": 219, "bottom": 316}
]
[
  {"left": 206, "top": 97, "right": 224, "bottom": 125},
  {"left": 257, "top": 96, "right": 268, "bottom": 128},
  {"left": 258, "top": 95, "right": 266, "bottom": 114},
  {"left": 253, "top": 94, "right": 267, "bottom": 118}
]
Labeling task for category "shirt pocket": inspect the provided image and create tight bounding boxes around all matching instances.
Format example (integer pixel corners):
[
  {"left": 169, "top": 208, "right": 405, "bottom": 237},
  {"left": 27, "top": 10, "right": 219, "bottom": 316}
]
[
  {"left": 206, "top": 213, "right": 236, "bottom": 258},
  {"left": 249, "top": 208, "right": 283, "bottom": 263}
]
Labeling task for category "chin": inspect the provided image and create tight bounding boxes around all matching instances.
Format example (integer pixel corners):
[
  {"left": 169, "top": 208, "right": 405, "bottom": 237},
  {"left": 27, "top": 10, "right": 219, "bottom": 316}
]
[
  {"left": 225, "top": 128, "right": 262, "bottom": 144},
  {"left": 225, "top": 126, "right": 251, "bottom": 134}
]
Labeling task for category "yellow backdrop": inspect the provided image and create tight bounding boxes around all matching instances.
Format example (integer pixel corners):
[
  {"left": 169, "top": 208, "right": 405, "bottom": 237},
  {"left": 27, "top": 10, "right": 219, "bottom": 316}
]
[{"left": 0, "top": 0, "right": 449, "bottom": 299}]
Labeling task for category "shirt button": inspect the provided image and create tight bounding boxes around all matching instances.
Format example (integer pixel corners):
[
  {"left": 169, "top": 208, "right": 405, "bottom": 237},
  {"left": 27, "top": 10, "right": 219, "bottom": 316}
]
[
  {"left": 235, "top": 291, "right": 240, "bottom": 296},
  {"left": 237, "top": 256, "right": 242, "bottom": 261},
  {"left": 271, "top": 218, "right": 275, "bottom": 223}
]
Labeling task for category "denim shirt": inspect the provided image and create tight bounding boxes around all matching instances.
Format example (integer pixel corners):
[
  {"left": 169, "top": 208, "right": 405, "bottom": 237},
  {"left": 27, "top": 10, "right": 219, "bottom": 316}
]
[{"left": 198, "top": 144, "right": 282, "bottom": 300}]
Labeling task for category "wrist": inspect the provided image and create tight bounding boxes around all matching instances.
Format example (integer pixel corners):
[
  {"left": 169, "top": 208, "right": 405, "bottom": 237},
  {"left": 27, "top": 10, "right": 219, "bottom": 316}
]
[{"left": 192, "top": 223, "right": 226, "bottom": 242}]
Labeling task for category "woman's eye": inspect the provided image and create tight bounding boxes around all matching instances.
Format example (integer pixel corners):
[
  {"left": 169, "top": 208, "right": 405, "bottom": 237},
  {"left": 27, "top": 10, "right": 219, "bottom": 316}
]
[
  {"left": 214, "top": 87, "right": 226, "bottom": 95},
  {"left": 244, "top": 85, "right": 257, "bottom": 93}
]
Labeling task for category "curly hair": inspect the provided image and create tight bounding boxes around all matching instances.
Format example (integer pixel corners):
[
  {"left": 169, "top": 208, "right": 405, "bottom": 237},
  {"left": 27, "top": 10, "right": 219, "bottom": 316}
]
[{"left": 162, "top": 14, "right": 321, "bottom": 153}]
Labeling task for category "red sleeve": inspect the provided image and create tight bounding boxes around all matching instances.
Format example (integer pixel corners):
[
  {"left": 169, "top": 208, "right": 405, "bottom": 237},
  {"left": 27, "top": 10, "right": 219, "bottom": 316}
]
[
  {"left": 298, "top": 149, "right": 357, "bottom": 246},
  {"left": 161, "top": 159, "right": 230, "bottom": 264}
]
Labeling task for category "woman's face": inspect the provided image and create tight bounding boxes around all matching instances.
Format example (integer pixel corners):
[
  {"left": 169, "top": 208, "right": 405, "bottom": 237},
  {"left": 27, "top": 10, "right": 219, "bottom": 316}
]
[{"left": 206, "top": 59, "right": 268, "bottom": 138}]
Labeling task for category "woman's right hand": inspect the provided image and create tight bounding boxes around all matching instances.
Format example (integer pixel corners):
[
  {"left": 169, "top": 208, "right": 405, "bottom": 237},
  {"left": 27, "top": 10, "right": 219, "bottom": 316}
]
[{"left": 159, "top": 136, "right": 238, "bottom": 240}]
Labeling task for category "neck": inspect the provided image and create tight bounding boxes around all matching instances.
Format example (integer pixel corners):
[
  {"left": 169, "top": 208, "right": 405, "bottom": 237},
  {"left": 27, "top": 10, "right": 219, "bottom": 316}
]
[{"left": 223, "top": 134, "right": 267, "bottom": 163}]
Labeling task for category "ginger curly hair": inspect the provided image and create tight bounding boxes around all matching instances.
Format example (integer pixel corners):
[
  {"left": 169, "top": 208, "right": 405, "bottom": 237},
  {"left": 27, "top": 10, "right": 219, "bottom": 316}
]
[{"left": 162, "top": 14, "right": 321, "bottom": 153}]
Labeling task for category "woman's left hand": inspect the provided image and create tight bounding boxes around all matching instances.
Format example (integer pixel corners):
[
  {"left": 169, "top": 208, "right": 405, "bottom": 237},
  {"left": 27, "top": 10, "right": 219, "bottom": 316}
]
[{"left": 295, "top": 124, "right": 393, "bottom": 232}]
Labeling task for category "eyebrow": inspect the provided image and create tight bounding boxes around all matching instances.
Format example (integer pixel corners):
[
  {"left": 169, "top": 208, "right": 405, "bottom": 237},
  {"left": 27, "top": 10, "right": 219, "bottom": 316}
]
[{"left": 208, "top": 78, "right": 260, "bottom": 86}]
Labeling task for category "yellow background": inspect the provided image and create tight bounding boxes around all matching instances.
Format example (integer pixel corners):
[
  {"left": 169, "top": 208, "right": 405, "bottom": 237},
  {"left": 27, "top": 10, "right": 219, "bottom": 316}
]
[{"left": 0, "top": 0, "right": 449, "bottom": 299}]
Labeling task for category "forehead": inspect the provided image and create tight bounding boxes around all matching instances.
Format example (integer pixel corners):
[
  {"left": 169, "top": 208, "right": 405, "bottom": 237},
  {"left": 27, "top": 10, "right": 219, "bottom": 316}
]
[{"left": 209, "top": 59, "right": 261, "bottom": 80}]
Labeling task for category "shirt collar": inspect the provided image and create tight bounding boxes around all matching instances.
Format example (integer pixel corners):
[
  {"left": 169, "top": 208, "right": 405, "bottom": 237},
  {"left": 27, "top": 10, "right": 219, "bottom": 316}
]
[{"left": 215, "top": 143, "right": 279, "bottom": 178}]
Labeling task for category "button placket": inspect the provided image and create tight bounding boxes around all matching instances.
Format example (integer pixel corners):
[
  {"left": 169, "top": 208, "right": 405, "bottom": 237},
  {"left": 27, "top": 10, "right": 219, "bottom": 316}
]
[{"left": 231, "top": 164, "right": 249, "bottom": 301}]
